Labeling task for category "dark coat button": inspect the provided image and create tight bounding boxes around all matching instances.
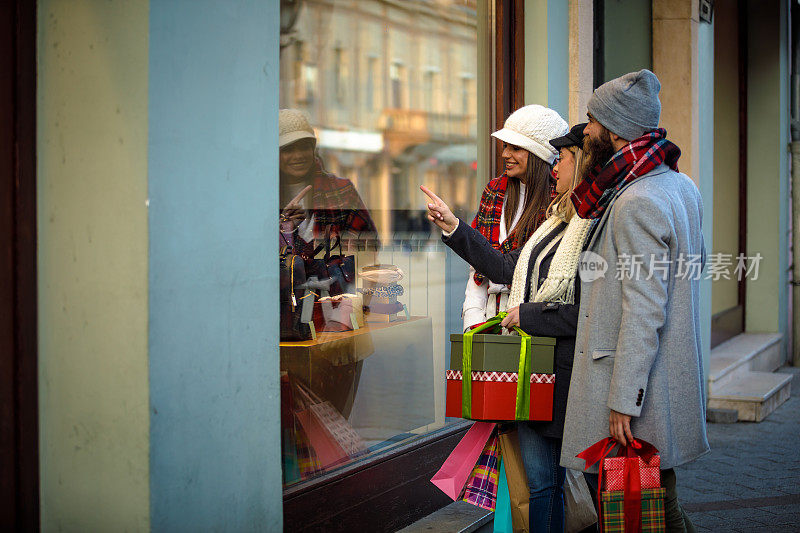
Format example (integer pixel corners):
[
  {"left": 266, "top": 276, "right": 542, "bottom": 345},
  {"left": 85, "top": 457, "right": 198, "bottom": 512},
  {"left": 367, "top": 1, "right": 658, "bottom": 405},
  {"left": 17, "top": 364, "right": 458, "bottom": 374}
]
[{"left": 636, "top": 400, "right": 642, "bottom": 406}]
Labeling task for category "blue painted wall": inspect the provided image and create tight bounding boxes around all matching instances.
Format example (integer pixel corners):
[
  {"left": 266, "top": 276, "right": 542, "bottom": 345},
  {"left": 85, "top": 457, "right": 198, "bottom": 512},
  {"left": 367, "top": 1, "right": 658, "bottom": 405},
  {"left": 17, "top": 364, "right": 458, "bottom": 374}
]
[
  {"left": 698, "top": 17, "right": 714, "bottom": 392},
  {"left": 148, "top": 1, "right": 282, "bottom": 530}
]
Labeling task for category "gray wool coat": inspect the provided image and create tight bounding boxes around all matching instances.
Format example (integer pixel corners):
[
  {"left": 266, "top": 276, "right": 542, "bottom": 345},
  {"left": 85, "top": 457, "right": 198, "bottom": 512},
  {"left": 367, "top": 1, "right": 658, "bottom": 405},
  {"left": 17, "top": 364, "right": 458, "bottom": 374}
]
[{"left": 560, "top": 164, "right": 711, "bottom": 472}]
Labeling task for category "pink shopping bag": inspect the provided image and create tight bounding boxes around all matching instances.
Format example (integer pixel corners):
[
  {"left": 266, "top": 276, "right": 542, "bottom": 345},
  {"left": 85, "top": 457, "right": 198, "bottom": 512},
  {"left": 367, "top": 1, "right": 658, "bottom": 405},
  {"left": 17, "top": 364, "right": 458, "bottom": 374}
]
[
  {"left": 461, "top": 434, "right": 501, "bottom": 511},
  {"left": 293, "top": 380, "right": 365, "bottom": 469},
  {"left": 430, "top": 421, "right": 496, "bottom": 500}
]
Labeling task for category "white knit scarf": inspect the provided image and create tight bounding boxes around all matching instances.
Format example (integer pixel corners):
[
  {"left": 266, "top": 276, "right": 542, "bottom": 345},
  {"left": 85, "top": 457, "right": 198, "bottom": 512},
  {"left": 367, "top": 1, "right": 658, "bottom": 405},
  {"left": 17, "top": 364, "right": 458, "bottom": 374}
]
[{"left": 506, "top": 214, "right": 594, "bottom": 310}]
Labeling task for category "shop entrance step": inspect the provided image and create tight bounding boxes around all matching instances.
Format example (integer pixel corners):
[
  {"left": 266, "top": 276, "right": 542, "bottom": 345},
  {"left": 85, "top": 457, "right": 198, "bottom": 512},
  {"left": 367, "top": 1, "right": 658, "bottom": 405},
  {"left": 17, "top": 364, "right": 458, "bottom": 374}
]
[
  {"left": 707, "top": 370, "right": 792, "bottom": 422},
  {"left": 708, "top": 333, "right": 783, "bottom": 392},
  {"left": 398, "top": 501, "right": 492, "bottom": 533}
]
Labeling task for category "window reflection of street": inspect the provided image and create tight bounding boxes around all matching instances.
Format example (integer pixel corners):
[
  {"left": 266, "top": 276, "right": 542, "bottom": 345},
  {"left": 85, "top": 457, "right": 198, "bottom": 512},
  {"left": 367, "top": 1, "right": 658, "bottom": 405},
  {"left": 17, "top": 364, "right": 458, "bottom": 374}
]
[{"left": 279, "top": 0, "right": 479, "bottom": 487}]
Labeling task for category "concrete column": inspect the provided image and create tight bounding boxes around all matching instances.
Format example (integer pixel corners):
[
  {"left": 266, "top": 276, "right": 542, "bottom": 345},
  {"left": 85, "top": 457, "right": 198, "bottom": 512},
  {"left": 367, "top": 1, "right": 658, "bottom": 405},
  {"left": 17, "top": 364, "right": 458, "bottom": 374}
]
[
  {"left": 568, "top": 0, "right": 594, "bottom": 125},
  {"left": 652, "top": 0, "right": 714, "bottom": 389},
  {"left": 652, "top": 0, "right": 700, "bottom": 183}
]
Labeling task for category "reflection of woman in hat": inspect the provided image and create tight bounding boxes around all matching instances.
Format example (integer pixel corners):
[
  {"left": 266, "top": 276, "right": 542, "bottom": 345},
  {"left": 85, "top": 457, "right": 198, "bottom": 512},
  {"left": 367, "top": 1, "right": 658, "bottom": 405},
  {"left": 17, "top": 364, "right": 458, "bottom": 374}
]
[
  {"left": 462, "top": 105, "right": 569, "bottom": 333},
  {"left": 423, "top": 123, "right": 594, "bottom": 533},
  {"left": 279, "top": 109, "right": 376, "bottom": 256}
]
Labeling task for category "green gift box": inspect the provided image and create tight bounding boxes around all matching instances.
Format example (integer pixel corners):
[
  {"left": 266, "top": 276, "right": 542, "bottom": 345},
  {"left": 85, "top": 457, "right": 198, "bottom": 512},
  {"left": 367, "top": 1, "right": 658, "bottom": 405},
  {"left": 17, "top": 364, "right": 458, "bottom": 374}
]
[
  {"left": 449, "top": 333, "right": 555, "bottom": 374},
  {"left": 601, "top": 487, "right": 666, "bottom": 533}
]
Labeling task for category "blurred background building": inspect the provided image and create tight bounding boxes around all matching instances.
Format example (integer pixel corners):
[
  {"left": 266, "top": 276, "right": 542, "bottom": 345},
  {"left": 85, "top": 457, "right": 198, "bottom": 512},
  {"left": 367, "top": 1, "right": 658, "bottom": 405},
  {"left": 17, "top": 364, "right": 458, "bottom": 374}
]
[{"left": 280, "top": 0, "right": 480, "bottom": 239}]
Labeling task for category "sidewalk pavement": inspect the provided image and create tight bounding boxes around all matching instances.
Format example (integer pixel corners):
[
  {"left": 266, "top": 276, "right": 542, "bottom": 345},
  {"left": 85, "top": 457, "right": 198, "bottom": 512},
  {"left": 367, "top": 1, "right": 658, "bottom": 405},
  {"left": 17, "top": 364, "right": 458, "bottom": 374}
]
[{"left": 675, "top": 366, "right": 800, "bottom": 532}]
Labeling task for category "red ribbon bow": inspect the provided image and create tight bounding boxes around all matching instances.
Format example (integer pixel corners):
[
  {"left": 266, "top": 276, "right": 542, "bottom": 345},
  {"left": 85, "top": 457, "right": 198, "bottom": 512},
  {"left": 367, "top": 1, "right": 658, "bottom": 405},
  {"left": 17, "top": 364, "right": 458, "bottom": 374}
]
[{"left": 577, "top": 437, "right": 659, "bottom": 533}]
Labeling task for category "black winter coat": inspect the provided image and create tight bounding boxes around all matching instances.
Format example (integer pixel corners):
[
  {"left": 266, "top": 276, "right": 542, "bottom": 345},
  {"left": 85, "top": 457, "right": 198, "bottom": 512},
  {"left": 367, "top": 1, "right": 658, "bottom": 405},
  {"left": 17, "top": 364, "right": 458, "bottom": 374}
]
[{"left": 444, "top": 219, "right": 580, "bottom": 439}]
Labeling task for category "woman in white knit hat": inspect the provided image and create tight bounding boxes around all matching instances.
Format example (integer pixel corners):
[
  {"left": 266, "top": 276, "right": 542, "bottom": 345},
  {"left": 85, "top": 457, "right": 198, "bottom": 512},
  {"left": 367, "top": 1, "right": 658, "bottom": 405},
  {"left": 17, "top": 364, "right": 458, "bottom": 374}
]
[
  {"left": 278, "top": 108, "right": 377, "bottom": 259},
  {"left": 462, "top": 105, "right": 569, "bottom": 333},
  {"left": 423, "top": 122, "right": 595, "bottom": 533}
]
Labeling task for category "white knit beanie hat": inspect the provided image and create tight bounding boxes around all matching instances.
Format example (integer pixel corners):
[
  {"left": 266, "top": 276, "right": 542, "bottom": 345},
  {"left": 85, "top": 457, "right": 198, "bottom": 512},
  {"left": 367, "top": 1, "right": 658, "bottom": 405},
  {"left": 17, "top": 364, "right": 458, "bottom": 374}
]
[
  {"left": 491, "top": 105, "right": 569, "bottom": 165},
  {"left": 279, "top": 108, "right": 317, "bottom": 148}
]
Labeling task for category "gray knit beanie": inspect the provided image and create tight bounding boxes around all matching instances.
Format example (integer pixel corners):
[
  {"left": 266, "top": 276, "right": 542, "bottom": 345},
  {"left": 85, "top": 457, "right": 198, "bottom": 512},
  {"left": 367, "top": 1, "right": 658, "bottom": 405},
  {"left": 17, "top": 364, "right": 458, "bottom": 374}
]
[{"left": 587, "top": 69, "right": 661, "bottom": 141}]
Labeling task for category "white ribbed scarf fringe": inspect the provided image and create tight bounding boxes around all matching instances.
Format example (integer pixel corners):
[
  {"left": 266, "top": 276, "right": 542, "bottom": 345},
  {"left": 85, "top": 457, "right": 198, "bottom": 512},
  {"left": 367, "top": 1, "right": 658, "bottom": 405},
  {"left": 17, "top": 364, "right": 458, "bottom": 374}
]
[{"left": 506, "top": 215, "right": 594, "bottom": 311}]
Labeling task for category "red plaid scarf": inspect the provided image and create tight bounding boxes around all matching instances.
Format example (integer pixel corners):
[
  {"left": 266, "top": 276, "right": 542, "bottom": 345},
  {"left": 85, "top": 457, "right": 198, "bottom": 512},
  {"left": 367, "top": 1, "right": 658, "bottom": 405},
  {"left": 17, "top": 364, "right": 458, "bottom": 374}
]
[
  {"left": 571, "top": 129, "right": 681, "bottom": 219},
  {"left": 470, "top": 175, "right": 553, "bottom": 285},
  {"left": 292, "top": 161, "right": 377, "bottom": 259}
]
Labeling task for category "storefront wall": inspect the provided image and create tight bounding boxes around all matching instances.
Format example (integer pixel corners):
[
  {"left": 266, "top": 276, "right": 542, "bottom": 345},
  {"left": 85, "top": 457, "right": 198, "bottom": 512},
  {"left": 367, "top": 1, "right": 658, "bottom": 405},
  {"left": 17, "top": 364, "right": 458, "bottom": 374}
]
[
  {"left": 744, "top": 0, "right": 790, "bottom": 358},
  {"left": 524, "top": 0, "right": 568, "bottom": 116},
  {"left": 38, "top": 1, "right": 283, "bottom": 531},
  {"left": 37, "top": 1, "right": 151, "bottom": 530},
  {"left": 652, "top": 0, "right": 715, "bottom": 388},
  {"left": 147, "top": 1, "right": 282, "bottom": 531}
]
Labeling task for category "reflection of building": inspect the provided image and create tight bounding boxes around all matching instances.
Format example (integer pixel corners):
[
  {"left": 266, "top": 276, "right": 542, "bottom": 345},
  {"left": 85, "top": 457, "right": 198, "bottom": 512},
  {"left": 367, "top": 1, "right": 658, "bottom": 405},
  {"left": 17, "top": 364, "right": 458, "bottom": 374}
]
[{"left": 280, "top": 0, "right": 480, "bottom": 234}]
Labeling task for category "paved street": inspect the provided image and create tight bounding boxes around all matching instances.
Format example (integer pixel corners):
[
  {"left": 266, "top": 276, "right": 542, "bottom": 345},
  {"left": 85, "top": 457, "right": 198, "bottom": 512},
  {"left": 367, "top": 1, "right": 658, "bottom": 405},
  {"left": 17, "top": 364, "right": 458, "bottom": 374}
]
[{"left": 676, "top": 367, "right": 800, "bottom": 532}]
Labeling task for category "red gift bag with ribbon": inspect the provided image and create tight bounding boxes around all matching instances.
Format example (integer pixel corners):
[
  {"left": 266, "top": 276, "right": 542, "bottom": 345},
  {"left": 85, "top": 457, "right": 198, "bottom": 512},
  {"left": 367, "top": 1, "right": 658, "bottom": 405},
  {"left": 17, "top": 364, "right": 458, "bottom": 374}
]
[{"left": 577, "top": 438, "right": 665, "bottom": 533}]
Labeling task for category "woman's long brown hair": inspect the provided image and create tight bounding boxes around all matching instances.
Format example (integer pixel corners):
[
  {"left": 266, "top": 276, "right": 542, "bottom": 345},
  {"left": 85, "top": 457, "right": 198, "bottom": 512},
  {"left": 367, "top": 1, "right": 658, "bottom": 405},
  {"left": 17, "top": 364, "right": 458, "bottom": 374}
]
[{"left": 504, "top": 154, "right": 553, "bottom": 243}]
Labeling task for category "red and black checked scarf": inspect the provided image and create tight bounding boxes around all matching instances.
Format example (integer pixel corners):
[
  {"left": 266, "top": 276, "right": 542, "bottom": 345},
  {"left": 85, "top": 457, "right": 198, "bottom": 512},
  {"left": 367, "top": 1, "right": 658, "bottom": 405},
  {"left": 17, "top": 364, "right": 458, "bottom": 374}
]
[
  {"left": 470, "top": 174, "right": 552, "bottom": 285},
  {"left": 571, "top": 128, "right": 681, "bottom": 219},
  {"left": 292, "top": 160, "right": 378, "bottom": 259}
]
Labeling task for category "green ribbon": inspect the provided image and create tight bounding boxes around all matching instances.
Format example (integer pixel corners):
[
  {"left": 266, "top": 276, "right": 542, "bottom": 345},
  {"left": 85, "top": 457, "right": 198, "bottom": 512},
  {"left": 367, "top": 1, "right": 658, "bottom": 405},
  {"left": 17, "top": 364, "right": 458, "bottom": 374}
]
[{"left": 461, "top": 312, "right": 532, "bottom": 420}]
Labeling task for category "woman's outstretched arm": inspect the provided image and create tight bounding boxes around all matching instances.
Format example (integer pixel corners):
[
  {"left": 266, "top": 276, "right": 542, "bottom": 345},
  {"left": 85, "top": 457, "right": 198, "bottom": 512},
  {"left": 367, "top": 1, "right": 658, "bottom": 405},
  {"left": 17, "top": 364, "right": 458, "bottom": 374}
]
[{"left": 422, "top": 185, "right": 520, "bottom": 285}]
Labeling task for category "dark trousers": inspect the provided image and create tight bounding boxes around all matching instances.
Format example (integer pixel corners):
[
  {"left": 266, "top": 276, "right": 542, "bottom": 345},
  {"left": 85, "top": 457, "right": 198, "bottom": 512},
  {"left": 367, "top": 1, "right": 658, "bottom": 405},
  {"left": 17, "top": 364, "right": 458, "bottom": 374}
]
[{"left": 582, "top": 468, "right": 695, "bottom": 533}]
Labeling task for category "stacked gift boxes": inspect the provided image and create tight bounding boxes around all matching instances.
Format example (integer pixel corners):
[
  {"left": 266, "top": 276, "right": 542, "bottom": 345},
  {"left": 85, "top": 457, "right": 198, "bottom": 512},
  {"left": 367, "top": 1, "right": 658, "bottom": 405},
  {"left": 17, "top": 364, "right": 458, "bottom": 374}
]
[
  {"left": 601, "top": 453, "right": 665, "bottom": 532},
  {"left": 446, "top": 332, "right": 556, "bottom": 420}
]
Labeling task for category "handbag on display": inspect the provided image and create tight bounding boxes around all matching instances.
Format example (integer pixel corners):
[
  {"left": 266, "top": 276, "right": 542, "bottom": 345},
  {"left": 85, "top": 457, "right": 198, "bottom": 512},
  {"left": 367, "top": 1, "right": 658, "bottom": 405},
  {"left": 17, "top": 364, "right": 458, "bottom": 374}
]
[
  {"left": 307, "top": 228, "right": 356, "bottom": 296},
  {"left": 280, "top": 249, "right": 315, "bottom": 341},
  {"left": 312, "top": 295, "right": 356, "bottom": 332}
]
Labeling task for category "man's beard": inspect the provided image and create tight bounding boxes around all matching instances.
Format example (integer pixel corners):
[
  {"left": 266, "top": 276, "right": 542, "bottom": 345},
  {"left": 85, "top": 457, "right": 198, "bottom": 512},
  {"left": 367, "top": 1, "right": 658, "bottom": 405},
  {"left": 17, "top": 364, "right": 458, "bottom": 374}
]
[{"left": 581, "top": 129, "right": 616, "bottom": 177}]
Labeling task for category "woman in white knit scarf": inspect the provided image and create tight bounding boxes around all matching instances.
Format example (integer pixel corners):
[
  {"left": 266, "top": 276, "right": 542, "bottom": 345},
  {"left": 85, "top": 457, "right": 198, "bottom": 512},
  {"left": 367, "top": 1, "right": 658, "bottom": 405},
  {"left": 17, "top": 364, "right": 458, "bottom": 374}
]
[{"left": 422, "top": 123, "right": 593, "bottom": 533}]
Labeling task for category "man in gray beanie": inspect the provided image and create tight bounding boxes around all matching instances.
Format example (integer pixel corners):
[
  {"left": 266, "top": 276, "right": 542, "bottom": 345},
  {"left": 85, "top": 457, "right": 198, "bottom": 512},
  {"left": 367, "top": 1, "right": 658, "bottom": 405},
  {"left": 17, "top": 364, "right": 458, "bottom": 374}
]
[{"left": 559, "top": 70, "right": 708, "bottom": 533}]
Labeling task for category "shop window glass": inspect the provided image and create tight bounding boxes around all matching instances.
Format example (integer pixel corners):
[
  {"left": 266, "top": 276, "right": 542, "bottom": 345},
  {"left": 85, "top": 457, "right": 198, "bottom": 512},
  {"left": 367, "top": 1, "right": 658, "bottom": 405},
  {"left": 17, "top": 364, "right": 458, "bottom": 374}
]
[{"left": 279, "top": 0, "right": 480, "bottom": 489}]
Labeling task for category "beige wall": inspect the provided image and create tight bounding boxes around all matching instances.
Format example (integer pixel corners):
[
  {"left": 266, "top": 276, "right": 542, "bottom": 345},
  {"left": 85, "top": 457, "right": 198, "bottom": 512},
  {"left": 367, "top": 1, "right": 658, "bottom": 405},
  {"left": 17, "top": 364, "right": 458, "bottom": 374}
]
[
  {"left": 568, "top": 0, "right": 593, "bottom": 125},
  {"left": 38, "top": 1, "right": 150, "bottom": 530},
  {"left": 712, "top": 0, "right": 741, "bottom": 315},
  {"left": 525, "top": 0, "right": 549, "bottom": 106},
  {"left": 744, "top": 0, "right": 789, "bottom": 336},
  {"left": 653, "top": 0, "right": 700, "bottom": 184}
]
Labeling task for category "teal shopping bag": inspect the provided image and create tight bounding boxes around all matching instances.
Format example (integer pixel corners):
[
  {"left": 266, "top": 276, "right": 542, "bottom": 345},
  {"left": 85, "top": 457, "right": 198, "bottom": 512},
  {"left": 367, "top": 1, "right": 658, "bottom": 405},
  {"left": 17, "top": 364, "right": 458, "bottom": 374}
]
[{"left": 493, "top": 458, "right": 513, "bottom": 533}]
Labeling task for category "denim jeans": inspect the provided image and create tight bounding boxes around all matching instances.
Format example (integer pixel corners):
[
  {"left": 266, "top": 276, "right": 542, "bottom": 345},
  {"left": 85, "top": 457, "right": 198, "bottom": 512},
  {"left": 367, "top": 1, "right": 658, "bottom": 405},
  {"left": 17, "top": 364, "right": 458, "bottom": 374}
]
[
  {"left": 517, "top": 423, "right": 566, "bottom": 532},
  {"left": 583, "top": 468, "right": 696, "bottom": 533}
]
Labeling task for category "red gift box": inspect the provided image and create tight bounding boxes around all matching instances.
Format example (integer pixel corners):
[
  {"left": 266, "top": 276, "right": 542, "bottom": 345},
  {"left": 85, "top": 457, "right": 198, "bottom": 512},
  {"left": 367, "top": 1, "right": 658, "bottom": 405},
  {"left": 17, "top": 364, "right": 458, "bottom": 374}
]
[
  {"left": 603, "top": 454, "right": 661, "bottom": 490},
  {"left": 445, "top": 370, "right": 555, "bottom": 420}
]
